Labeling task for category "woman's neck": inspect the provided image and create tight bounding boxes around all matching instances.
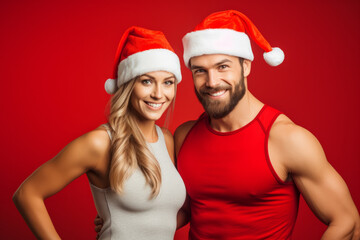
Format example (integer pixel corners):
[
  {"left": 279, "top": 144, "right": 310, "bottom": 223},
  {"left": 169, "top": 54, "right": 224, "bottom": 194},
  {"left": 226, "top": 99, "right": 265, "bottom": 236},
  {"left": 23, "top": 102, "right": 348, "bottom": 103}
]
[{"left": 136, "top": 118, "right": 158, "bottom": 143}]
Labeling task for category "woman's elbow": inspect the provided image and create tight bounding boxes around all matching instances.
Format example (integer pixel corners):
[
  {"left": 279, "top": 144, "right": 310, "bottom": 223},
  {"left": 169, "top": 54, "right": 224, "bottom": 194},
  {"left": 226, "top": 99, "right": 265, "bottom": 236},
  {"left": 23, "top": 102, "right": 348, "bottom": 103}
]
[
  {"left": 12, "top": 183, "right": 37, "bottom": 209},
  {"left": 13, "top": 185, "right": 27, "bottom": 207}
]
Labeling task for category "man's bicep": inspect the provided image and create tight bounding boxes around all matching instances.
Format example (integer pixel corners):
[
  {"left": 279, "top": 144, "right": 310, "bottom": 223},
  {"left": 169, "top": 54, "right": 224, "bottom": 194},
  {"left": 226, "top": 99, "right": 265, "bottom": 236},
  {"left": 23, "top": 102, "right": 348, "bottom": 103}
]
[
  {"left": 293, "top": 159, "right": 359, "bottom": 239},
  {"left": 287, "top": 128, "right": 358, "bottom": 225},
  {"left": 294, "top": 162, "right": 351, "bottom": 223}
]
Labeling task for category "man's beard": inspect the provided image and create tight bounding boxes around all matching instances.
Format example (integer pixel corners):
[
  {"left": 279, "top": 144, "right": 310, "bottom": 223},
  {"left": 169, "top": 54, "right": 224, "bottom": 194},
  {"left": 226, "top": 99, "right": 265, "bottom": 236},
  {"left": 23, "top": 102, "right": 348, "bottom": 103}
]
[{"left": 195, "top": 74, "right": 245, "bottom": 119}]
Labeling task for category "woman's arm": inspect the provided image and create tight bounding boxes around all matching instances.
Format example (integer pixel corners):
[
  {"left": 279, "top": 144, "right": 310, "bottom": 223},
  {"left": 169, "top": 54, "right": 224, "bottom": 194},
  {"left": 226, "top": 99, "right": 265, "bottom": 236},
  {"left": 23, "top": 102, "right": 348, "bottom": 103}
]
[{"left": 13, "top": 128, "right": 110, "bottom": 239}]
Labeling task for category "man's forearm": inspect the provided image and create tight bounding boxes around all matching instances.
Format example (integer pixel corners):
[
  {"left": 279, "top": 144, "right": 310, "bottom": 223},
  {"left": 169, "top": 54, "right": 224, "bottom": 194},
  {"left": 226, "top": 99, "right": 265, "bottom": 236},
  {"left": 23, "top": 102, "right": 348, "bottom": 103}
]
[{"left": 321, "top": 219, "right": 360, "bottom": 240}]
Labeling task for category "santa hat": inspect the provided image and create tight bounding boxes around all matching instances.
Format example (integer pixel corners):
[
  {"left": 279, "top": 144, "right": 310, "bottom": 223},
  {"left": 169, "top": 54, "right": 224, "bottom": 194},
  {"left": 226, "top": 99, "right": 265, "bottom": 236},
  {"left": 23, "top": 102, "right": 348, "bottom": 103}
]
[
  {"left": 105, "top": 26, "right": 182, "bottom": 94},
  {"left": 182, "top": 10, "right": 284, "bottom": 68}
]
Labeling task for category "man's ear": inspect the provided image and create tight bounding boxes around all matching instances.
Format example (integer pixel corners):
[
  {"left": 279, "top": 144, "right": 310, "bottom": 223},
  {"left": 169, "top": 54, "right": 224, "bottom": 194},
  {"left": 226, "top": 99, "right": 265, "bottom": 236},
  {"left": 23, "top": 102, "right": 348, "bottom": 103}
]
[{"left": 243, "top": 59, "right": 251, "bottom": 77}]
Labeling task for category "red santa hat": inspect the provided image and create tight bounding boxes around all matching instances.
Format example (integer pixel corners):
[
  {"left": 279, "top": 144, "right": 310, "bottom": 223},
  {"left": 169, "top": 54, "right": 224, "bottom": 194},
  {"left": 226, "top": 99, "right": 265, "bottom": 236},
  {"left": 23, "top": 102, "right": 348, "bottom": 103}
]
[
  {"left": 105, "top": 26, "right": 182, "bottom": 94},
  {"left": 182, "top": 10, "right": 284, "bottom": 68}
]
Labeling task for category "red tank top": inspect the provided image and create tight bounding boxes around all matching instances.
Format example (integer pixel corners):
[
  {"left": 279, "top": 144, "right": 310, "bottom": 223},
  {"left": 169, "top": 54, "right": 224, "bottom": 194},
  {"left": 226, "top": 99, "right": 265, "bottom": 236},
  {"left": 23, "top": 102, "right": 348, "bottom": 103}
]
[{"left": 177, "top": 105, "right": 299, "bottom": 239}]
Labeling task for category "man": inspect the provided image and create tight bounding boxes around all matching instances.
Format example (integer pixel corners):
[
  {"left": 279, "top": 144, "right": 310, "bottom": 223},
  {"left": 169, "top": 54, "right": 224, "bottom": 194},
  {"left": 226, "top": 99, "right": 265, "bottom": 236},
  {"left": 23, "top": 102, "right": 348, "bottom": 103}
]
[{"left": 175, "top": 10, "right": 359, "bottom": 239}]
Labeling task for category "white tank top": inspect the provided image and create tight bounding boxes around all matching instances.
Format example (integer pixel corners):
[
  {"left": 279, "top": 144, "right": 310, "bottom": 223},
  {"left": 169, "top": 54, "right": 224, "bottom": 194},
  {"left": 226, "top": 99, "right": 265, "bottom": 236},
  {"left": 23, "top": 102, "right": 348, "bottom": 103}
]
[{"left": 90, "top": 125, "right": 186, "bottom": 240}]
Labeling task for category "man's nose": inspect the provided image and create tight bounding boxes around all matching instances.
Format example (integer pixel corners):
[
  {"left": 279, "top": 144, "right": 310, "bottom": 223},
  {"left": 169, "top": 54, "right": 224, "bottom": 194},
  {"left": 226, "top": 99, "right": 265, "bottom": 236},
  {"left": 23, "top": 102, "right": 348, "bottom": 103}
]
[{"left": 205, "top": 70, "right": 219, "bottom": 88}]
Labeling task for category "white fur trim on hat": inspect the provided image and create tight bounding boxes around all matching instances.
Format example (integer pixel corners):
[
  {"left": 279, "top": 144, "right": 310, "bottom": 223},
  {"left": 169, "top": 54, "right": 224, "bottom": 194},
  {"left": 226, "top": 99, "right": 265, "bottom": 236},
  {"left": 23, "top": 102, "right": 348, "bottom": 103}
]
[
  {"left": 182, "top": 28, "right": 254, "bottom": 68},
  {"left": 263, "top": 47, "right": 284, "bottom": 67},
  {"left": 117, "top": 48, "right": 182, "bottom": 86},
  {"left": 104, "top": 78, "right": 117, "bottom": 94}
]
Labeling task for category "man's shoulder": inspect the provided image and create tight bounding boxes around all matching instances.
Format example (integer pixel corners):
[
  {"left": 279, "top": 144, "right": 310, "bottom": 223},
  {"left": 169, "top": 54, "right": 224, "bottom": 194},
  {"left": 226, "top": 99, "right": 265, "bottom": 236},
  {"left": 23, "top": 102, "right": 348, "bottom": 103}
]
[
  {"left": 175, "top": 120, "right": 197, "bottom": 137},
  {"left": 174, "top": 120, "right": 197, "bottom": 157},
  {"left": 271, "top": 114, "right": 314, "bottom": 145},
  {"left": 270, "top": 114, "right": 325, "bottom": 171}
]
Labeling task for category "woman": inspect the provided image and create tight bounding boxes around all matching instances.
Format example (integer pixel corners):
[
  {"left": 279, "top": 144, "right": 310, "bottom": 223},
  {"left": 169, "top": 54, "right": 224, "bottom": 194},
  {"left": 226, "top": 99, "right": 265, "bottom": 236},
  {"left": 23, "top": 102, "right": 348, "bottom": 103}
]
[{"left": 13, "top": 26, "right": 186, "bottom": 240}]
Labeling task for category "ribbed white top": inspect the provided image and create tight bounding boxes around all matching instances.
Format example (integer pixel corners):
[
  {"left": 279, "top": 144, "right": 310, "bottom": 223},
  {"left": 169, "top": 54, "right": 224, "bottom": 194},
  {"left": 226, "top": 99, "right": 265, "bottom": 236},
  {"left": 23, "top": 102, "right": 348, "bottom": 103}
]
[{"left": 90, "top": 125, "right": 186, "bottom": 240}]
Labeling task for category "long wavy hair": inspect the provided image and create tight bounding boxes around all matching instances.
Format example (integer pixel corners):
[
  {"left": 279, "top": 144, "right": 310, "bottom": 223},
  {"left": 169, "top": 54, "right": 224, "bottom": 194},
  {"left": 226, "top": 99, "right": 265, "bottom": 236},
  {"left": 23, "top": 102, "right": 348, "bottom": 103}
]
[{"left": 107, "top": 77, "right": 176, "bottom": 198}]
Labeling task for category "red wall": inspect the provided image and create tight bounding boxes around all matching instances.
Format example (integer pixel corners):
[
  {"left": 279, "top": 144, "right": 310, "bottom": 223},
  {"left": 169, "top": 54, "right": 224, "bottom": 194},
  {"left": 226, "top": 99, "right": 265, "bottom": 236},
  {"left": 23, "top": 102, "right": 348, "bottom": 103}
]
[{"left": 2, "top": 1, "right": 359, "bottom": 239}]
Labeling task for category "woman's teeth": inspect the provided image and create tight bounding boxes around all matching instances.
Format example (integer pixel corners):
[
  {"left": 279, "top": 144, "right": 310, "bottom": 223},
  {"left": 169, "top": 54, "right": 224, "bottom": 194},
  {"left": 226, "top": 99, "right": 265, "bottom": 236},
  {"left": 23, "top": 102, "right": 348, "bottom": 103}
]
[{"left": 146, "top": 102, "right": 162, "bottom": 108}]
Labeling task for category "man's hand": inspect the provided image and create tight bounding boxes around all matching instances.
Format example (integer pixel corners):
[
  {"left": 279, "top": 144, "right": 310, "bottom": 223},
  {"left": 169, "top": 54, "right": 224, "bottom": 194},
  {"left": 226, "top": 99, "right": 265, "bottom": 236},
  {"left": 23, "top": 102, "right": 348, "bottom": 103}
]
[{"left": 94, "top": 215, "right": 103, "bottom": 239}]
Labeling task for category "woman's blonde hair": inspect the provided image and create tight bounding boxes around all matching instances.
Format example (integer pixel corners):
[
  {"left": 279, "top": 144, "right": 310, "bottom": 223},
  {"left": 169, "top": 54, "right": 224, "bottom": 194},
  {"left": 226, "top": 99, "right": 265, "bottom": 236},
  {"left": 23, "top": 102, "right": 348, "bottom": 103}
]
[{"left": 107, "top": 77, "right": 176, "bottom": 198}]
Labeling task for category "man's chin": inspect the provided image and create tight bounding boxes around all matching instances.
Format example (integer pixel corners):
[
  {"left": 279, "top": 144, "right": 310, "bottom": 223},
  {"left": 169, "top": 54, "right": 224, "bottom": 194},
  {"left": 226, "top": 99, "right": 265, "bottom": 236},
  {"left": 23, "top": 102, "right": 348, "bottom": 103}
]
[
  {"left": 204, "top": 106, "right": 230, "bottom": 119},
  {"left": 207, "top": 111, "right": 230, "bottom": 119}
]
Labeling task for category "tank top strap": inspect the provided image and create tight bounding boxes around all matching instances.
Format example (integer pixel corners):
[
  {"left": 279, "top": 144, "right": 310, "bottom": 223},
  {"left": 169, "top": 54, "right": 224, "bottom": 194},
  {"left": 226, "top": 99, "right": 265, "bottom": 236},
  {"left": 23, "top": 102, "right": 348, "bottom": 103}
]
[
  {"left": 198, "top": 112, "right": 207, "bottom": 121},
  {"left": 193, "top": 112, "right": 209, "bottom": 128},
  {"left": 154, "top": 125, "right": 164, "bottom": 143},
  {"left": 100, "top": 123, "right": 112, "bottom": 141},
  {"left": 257, "top": 105, "right": 282, "bottom": 133}
]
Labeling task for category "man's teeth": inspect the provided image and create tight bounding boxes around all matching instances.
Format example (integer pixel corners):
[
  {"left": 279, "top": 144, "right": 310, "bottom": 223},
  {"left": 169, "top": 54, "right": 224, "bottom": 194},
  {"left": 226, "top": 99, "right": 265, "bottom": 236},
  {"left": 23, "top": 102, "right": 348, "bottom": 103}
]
[
  {"left": 147, "top": 102, "right": 162, "bottom": 108},
  {"left": 209, "top": 90, "right": 226, "bottom": 96}
]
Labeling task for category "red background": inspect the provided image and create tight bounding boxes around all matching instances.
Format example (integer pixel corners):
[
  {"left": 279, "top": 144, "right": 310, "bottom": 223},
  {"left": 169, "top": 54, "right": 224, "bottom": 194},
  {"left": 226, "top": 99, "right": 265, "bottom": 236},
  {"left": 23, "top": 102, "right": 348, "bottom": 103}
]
[{"left": 1, "top": 1, "right": 359, "bottom": 239}]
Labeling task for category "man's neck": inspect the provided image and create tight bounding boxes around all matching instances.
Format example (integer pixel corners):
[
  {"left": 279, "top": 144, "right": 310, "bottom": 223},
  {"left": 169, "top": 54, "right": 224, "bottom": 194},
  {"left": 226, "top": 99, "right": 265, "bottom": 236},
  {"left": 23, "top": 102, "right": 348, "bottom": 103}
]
[{"left": 209, "top": 91, "right": 264, "bottom": 132}]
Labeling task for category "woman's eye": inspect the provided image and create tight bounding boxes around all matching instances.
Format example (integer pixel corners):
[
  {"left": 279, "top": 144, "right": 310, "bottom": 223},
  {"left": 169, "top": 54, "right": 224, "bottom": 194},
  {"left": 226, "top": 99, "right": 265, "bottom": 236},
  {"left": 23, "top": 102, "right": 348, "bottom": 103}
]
[
  {"left": 141, "top": 79, "right": 152, "bottom": 85},
  {"left": 164, "top": 80, "right": 174, "bottom": 86}
]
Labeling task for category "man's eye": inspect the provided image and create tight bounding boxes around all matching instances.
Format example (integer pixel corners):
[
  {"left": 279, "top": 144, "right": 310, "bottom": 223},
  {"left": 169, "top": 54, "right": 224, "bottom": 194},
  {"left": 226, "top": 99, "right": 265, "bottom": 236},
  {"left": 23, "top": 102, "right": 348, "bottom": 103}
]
[
  {"left": 141, "top": 79, "right": 152, "bottom": 85},
  {"left": 194, "top": 69, "right": 205, "bottom": 74},
  {"left": 219, "top": 65, "right": 228, "bottom": 69}
]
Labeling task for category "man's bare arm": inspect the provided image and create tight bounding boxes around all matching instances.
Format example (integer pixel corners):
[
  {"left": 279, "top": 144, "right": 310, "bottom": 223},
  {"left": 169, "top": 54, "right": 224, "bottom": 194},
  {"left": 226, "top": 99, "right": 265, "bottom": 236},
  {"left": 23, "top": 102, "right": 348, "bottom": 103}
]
[{"left": 269, "top": 117, "right": 360, "bottom": 239}]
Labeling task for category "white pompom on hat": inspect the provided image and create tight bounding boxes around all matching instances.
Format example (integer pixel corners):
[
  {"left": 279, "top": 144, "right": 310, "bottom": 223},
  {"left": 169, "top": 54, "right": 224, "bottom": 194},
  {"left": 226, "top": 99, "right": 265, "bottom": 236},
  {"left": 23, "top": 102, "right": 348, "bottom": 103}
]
[
  {"left": 182, "top": 10, "right": 284, "bottom": 68},
  {"left": 105, "top": 26, "right": 182, "bottom": 94}
]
